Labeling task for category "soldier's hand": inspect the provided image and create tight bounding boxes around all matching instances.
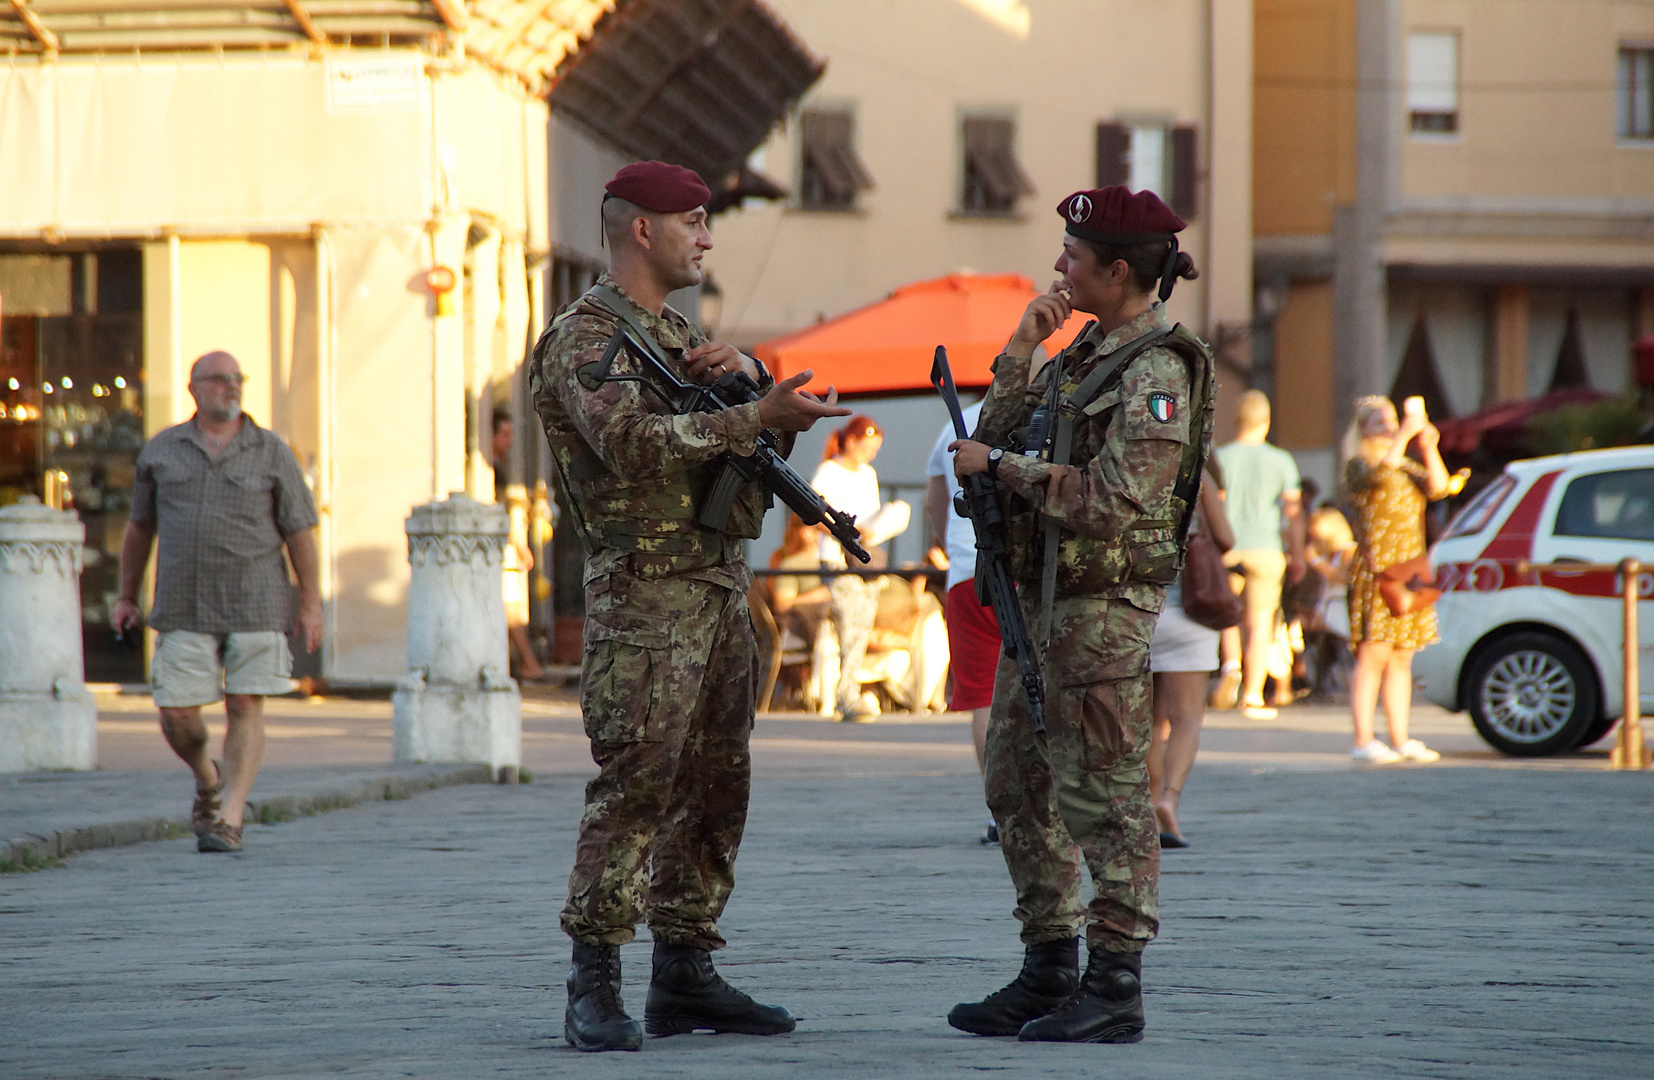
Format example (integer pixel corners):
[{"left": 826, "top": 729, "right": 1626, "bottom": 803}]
[
  {"left": 757, "top": 371, "right": 850, "bottom": 431},
  {"left": 686, "top": 341, "right": 757, "bottom": 385},
  {"left": 1008, "top": 281, "right": 1073, "bottom": 355},
  {"left": 950, "top": 439, "right": 992, "bottom": 478}
]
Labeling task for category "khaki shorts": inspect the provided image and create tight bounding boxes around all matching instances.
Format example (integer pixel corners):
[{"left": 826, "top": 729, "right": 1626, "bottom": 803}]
[
  {"left": 1223, "top": 548, "right": 1287, "bottom": 618},
  {"left": 152, "top": 630, "right": 294, "bottom": 707}
]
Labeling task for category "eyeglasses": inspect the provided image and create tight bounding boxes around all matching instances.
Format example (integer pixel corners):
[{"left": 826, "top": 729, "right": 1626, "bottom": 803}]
[{"left": 192, "top": 373, "right": 247, "bottom": 388}]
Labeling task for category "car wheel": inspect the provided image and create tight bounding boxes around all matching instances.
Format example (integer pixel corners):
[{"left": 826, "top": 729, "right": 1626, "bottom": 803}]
[
  {"left": 1573, "top": 709, "right": 1618, "bottom": 750},
  {"left": 1465, "top": 632, "right": 1599, "bottom": 757}
]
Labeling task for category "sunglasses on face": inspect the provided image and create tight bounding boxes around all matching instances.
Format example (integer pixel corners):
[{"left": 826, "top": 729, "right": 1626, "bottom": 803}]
[{"left": 193, "top": 374, "right": 247, "bottom": 388}]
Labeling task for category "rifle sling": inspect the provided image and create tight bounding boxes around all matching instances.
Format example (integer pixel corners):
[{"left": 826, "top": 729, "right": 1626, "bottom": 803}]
[
  {"left": 587, "top": 284, "right": 678, "bottom": 370},
  {"left": 1037, "top": 325, "right": 1174, "bottom": 646}
]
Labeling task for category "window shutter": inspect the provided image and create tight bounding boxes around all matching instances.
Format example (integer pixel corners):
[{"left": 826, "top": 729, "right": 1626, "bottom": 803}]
[
  {"left": 962, "top": 116, "right": 1033, "bottom": 211},
  {"left": 1095, "top": 122, "right": 1130, "bottom": 187},
  {"left": 800, "top": 109, "right": 873, "bottom": 208},
  {"left": 1170, "top": 124, "right": 1198, "bottom": 218}
]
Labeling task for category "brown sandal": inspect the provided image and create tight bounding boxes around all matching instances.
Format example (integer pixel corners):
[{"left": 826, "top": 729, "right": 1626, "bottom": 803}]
[
  {"left": 191, "top": 762, "right": 223, "bottom": 838},
  {"left": 197, "top": 820, "right": 243, "bottom": 853}
]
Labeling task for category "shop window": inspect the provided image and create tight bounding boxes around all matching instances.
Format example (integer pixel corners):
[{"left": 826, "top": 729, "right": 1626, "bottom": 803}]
[
  {"left": 550, "top": 251, "right": 603, "bottom": 316},
  {"left": 960, "top": 115, "right": 1034, "bottom": 215},
  {"left": 1408, "top": 31, "right": 1460, "bottom": 136},
  {"left": 798, "top": 108, "right": 874, "bottom": 211},
  {"left": 1618, "top": 45, "right": 1654, "bottom": 140},
  {"left": 1095, "top": 122, "right": 1199, "bottom": 218}
]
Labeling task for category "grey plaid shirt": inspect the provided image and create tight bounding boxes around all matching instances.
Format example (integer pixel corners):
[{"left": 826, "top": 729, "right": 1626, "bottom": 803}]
[{"left": 131, "top": 416, "right": 318, "bottom": 634}]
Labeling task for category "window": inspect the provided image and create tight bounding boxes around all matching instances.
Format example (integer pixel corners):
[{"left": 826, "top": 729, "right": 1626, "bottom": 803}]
[
  {"left": 1095, "top": 122, "right": 1198, "bottom": 218},
  {"left": 1440, "top": 474, "right": 1515, "bottom": 541},
  {"left": 550, "top": 250, "right": 603, "bottom": 315},
  {"left": 798, "top": 109, "right": 873, "bottom": 211},
  {"left": 960, "top": 115, "right": 1035, "bottom": 214},
  {"left": 1555, "top": 469, "right": 1654, "bottom": 542},
  {"left": 1619, "top": 46, "right": 1654, "bottom": 139},
  {"left": 1408, "top": 31, "right": 1459, "bottom": 135}
]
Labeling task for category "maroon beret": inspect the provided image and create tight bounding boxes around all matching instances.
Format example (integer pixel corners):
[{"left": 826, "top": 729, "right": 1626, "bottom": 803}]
[
  {"left": 1058, "top": 186, "right": 1186, "bottom": 245},
  {"left": 604, "top": 161, "right": 711, "bottom": 213}
]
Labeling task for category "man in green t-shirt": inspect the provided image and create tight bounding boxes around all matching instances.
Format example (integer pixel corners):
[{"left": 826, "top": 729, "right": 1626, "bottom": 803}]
[{"left": 1212, "top": 390, "right": 1306, "bottom": 719}]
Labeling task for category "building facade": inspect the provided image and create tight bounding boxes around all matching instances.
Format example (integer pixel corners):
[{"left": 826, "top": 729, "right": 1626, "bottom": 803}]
[
  {"left": 1255, "top": 0, "right": 1654, "bottom": 489},
  {"left": 0, "top": 0, "right": 606, "bottom": 686},
  {"left": 706, "top": 0, "right": 1255, "bottom": 400}
]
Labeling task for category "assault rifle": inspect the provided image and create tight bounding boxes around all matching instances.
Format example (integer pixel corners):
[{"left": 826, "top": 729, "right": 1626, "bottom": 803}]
[
  {"left": 589, "top": 326, "right": 871, "bottom": 565},
  {"left": 930, "top": 346, "right": 1045, "bottom": 732}
]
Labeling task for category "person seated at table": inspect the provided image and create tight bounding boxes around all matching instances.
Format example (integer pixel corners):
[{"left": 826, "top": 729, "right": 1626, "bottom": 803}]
[{"left": 770, "top": 514, "right": 831, "bottom": 648}]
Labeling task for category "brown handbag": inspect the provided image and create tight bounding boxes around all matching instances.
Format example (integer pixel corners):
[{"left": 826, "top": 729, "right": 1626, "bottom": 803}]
[
  {"left": 1180, "top": 527, "right": 1244, "bottom": 631},
  {"left": 1377, "top": 554, "right": 1441, "bottom": 617}
]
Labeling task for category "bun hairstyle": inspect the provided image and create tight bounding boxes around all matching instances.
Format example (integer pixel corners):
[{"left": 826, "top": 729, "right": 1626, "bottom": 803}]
[
  {"left": 1077, "top": 237, "right": 1199, "bottom": 299},
  {"left": 823, "top": 414, "right": 883, "bottom": 462}
]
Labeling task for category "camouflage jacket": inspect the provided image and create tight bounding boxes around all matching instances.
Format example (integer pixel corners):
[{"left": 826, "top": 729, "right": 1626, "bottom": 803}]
[
  {"left": 529, "top": 274, "right": 776, "bottom": 590},
  {"left": 974, "top": 303, "right": 1213, "bottom": 613}
]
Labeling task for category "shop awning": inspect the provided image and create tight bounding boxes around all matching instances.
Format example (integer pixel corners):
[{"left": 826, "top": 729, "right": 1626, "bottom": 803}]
[
  {"left": 752, "top": 273, "right": 1088, "bottom": 398},
  {"left": 546, "top": 0, "right": 823, "bottom": 196},
  {"left": 1435, "top": 388, "right": 1610, "bottom": 458}
]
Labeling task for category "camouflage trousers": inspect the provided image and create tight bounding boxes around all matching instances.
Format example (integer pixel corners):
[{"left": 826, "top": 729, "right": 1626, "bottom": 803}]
[
  {"left": 983, "top": 595, "right": 1160, "bottom": 953},
  {"left": 560, "top": 569, "right": 759, "bottom": 952}
]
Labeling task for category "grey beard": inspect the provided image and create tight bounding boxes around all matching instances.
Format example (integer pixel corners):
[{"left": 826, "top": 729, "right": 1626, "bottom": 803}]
[{"left": 202, "top": 402, "right": 242, "bottom": 424}]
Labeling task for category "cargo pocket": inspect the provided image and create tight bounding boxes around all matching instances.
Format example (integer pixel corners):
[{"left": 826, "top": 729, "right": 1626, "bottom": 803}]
[
  {"left": 1052, "top": 640, "right": 1151, "bottom": 772},
  {"left": 581, "top": 609, "right": 673, "bottom": 744}
]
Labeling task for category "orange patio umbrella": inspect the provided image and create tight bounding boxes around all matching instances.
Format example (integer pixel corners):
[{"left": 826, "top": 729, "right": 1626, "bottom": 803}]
[{"left": 752, "top": 273, "right": 1086, "bottom": 397}]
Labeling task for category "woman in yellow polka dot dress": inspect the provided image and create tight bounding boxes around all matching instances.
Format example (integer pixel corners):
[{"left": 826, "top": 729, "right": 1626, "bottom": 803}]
[{"left": 1342, "top": 395, "right": 1451, "bottom": 765}]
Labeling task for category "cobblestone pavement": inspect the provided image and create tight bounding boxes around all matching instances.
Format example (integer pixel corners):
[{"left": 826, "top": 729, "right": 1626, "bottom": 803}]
[{"left": 2, "top": 696, "right": 1650, "bottom": 1078}]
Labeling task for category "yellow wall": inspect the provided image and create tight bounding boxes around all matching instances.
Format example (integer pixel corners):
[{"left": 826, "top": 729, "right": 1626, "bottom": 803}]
[
  {"left": 1400, "top": 0, "right": 1654, "bottom": 204},
  {"left": 1253, "top": 0, "right": 1357, "bottom": 236},
  {"left": 708, "top": 0, "right": 1247, "bottom": 347},
  {"left": 1272, "top": 280, "right": 1336, "bottom": 449}
]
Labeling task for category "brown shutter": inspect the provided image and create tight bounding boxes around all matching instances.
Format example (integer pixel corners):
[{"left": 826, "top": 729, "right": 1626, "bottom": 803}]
[
  {"left": 800, "top": 109, "right": 874, "bottom": 207},
  {"left": 963, "top": 116, "right": 1035, "bottom": 209},
  {"left": 1170, "top": 124, "right": 1198, "bottom": 218},
  {"left": 1095, "top": 122, "right": 1130, "bottom": 187}
]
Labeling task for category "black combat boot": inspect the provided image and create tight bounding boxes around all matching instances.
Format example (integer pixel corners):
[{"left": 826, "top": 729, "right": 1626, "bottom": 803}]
[
  {"left": 1017, "top": 945, "right": 1144, "bottom": 1043},
  {"left": 643, "top": 942, "right": 797, "bottom": 1036},
  {"left": 947, "top": 937, "right": 1080, "bottom": 1036},
  {"left": 564, "top": 942, "right": 642, "bottom": 1052}
]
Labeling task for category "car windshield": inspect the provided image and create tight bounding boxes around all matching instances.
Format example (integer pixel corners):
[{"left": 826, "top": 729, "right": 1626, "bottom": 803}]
[
  {"left": 1555, "top": 468, "right": 1654, "bottom": 542},
  {"left": 1440, "top": 473, "right": 1516, "bottom": 541}
]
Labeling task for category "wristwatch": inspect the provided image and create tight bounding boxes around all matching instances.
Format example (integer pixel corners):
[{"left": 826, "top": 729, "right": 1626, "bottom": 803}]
[{"left": 986, "top": 447, "right": 1006, "bottom": 480}]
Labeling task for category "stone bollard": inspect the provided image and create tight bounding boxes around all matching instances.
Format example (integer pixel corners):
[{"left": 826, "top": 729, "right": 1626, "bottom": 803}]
[
  {"left": 0, "top": 497, "right": 97, "bottom": 772},
  {"left": 392, "top": 493, "right": 522, "bottom": 780}
]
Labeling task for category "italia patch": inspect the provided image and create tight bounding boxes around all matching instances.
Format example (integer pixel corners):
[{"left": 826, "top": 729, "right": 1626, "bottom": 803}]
[{"left": 1147, "top": 392, "right": 1177, "bottom": 423}]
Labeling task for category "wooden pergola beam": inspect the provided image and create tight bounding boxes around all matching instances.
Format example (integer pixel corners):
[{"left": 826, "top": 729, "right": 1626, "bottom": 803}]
[
  {"left": 8, "top": 0, "right": 59, "bottom": 53},
  {"left": 282, "top": 0, "right": 327, "bottom": 44},
  {"left": 430, "top": 0, "right": 467, "bottom": 32}
]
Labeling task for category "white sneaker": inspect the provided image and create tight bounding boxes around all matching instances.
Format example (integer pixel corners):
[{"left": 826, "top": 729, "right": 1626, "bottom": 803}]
[
  {"left": 1241, "top": 700, "right": 1278, "bottom": 721},
  {"left": 1352, "top": 740, "right": 1403, "bottom": 764},
  {"left": 1397, "top": 739, "right": 1441, "bottom": 763}
]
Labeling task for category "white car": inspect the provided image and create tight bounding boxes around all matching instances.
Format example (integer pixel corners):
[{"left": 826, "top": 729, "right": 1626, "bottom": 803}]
[{"left": 1418, "top": 445, "right": 1654, "bottom": 756}]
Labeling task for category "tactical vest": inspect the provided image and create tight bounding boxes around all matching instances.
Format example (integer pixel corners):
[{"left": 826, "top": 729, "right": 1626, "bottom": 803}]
[
  {"left": 538, "top": 298, "right": 765, "bottom": 581},
  {"left": 1002, "top": 323, "right": 1217, "bottom": 599}
]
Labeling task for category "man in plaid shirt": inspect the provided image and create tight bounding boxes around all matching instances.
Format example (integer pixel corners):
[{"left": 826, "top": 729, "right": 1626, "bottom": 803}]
[{"left": 112, "top": 351, "right": 322, "bottom": 854}]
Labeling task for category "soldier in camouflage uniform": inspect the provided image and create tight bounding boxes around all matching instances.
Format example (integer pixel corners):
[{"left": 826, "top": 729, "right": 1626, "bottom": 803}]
[
  {"left": 529, "top": 162, "right": 848, "bottom": 1052},
  {"left": 946, "top": 187, "right": 1215, "bottom": 1044}
]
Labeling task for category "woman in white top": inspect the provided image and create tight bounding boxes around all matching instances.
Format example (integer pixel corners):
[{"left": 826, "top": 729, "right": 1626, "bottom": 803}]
[
  {"left": 810, "top": 414, "right": 889, "bottom": 722},
  {"left": 1147, "top": 464, "right": 1235, "bottom": 848}
]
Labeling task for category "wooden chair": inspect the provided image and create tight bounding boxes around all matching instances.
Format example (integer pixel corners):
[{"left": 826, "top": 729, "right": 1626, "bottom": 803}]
[{"left": 747, "top": 581, "right": 813, "bottom": 713}]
